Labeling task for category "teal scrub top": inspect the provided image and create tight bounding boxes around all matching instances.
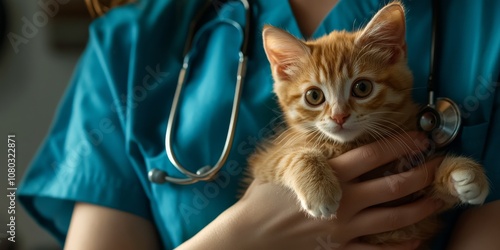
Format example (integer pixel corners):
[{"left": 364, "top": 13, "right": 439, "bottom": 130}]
[{"left": 19, "top": 0, "right": 500, "bottom": 249}]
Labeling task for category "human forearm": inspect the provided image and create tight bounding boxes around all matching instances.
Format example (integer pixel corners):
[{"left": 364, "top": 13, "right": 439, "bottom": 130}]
[
  {"left": 65, "top": 203, "right": 161, "bottom": 250},
  {"left": 175, "top": 202, "right": 245, "bottom": 250},
  {"left": 447, "top": 201, "right": 500, "bottom": 250}
]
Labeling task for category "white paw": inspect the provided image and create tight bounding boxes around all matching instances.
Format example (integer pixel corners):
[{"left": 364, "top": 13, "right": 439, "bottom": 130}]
[
  {"left": 451, "top": 170, "right": 488, "bottom": 204},
  {"left": 299, "top": 193, "right": 341, "bottom": 219}
]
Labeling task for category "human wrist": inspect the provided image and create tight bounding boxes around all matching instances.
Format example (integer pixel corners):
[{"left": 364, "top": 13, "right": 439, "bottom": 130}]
[{"left": 176, "top": 201, "right": 250, "bottom": 249}]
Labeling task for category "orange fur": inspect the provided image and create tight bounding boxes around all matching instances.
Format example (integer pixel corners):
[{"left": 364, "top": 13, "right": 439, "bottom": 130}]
[{"left": 248, "top": 1, "right": 489, "bottom": 247}]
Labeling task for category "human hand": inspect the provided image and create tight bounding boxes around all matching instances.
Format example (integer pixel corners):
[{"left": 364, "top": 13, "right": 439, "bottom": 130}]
[
  {"left": 177, "top": 132, "right": 443, "bottom": 250},
  {"left": 326, "top": 132, "right": 443, "bottom": 247}
]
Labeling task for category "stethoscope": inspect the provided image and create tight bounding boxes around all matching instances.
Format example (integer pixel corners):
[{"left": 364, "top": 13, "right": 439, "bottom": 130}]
[
  {"left": 417, "top": 0, "right": 461, "bottom": 148},
  {"left": 148, "top": 0, "right": 251, "bottom": 185},
  {"left": 149, "top": 0, "right": 461, "bottom": 185}
]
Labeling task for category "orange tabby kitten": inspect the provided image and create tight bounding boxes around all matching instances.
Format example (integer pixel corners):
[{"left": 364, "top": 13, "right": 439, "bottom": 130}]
[{"left": 249, "top": 1, "right": 489, "bottom": 245}]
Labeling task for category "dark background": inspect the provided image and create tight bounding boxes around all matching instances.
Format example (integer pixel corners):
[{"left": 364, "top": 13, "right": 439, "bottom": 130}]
[{"left": 1, "top": 0, "right": 92, "bottom": 249}]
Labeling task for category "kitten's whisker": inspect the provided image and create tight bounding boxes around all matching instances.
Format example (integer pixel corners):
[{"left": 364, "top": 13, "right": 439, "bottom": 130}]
[
  {"left": 370, "top": 120, "right": 427, "bottom": 167},
  {"left": 365, "top": 124, "right": 399, "bottom": 157},
  {"left": 367, "top": 121, "right": 412, "bottom": 156},
  {"left": 368, "top": 129, "right": 411, "bottom": 170},
  {"left": 275, "top": 127, "right": 306, "bottom": 146},
  {"left": 305, "top": 129, "right": 320, "bottom": 145},
  {"left": 368, "top": 111, "right": 405, "bottom": 116},
  {"left": 309, "top": 130, "right": 323, "bottom": 148},
  {"left": 377, "top": 124, "right": 430, "bottom": 176},
  {"left": 371, "top": 117, "right": 423, "bottom": 157},
  {"left": 281, "top": 123, "right": 318, "bottom": 146},
  {"left": 364, "top": 126, "right": 391, "bottom": 153},
  {"left": 369, "top": 122, "right": 411, "bottom": 153},
  {"left": 274, "top": 128, "right": 294, "bottom": 144}
]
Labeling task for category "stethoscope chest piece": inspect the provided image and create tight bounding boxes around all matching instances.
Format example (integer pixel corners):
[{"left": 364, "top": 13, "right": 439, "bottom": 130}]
[
  {"left": 418, "top": 97, "right": 461, "bottom": 148},
  {"left": 417, "top": 0, "right": 462, "bottom": 149}
]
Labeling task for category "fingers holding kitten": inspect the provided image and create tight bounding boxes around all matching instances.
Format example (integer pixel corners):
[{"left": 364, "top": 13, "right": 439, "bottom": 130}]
[
  {"left": 349, "top": 197, "right": 444, "bottom": 238},
  {"left": 341, "top": 157, "right": 443, "bottom": 211},
  {"left": 329, "top": 131, "right": 430, "bottom": 182}
]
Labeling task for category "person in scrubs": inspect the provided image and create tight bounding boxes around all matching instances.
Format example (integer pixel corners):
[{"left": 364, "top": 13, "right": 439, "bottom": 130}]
[{"left": 19, "top": 0, "right": 500, "bottom": 249}]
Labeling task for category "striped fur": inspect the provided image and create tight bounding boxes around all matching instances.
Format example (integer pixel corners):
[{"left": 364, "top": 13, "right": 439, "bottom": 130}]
[{"left": 248, "top": 2, "right": 489, "bottom": 247}]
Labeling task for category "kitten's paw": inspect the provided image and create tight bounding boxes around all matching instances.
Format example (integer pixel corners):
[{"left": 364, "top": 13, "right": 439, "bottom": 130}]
[
  {"left": 451, "top": 170, "right": 488, "bottom": 204},
  {"left": 298, "top": 186, "right": 342, "bottom": 219},
  {"left": 300, "top": 196, "right": 340, "bottom": 219}
]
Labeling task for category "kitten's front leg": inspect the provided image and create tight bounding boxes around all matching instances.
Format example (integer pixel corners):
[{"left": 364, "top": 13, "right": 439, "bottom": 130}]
[
  {"left": 433, "top": 156, "right": 489, "bottom": 208},
  {"left": 278, "top": 147, "right": 341, "bottom": 219}
]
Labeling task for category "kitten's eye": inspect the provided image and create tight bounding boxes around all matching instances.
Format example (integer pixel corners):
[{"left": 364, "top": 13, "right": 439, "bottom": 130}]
[
  {"left": 305, "top": 87, "right": 325, "bottom": 106},
  {"left": 352, "top": 79, "right": 373, "bottom": 98}
]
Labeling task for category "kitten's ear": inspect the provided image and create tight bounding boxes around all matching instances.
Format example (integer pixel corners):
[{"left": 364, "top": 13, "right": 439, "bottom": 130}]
[
  {"left": 263, "top": 25, "right": 310, "bottom": 81},
  {"left": 356, "top": 2, "right": 407, "bottom": 56}
]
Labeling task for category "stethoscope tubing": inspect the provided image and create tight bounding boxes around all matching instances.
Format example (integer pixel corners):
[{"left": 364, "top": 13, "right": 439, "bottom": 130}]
[
  {"left": 417, "top": 0, "right": 461, "bottom": 147},
  {"left": 163, "top": 52, "right": 247, "bottom": 184},
  {"left": 149, "top": 0, "right": 251, "bottom": 185}
]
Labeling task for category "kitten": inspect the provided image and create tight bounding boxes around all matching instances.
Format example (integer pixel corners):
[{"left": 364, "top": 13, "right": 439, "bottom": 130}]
[{"left": 249, "top": 1, "right": 489, "bottom": 245}]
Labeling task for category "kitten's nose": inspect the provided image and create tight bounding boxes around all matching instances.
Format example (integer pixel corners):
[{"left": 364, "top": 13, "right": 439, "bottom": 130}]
[{"left": 331, "top": 113, "right": 350, "bottom": 125}]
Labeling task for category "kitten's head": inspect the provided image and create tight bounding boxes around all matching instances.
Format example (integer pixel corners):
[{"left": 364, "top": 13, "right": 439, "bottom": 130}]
[{"left": 263, "top": 2, "right": 415, "bottom": 144}]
